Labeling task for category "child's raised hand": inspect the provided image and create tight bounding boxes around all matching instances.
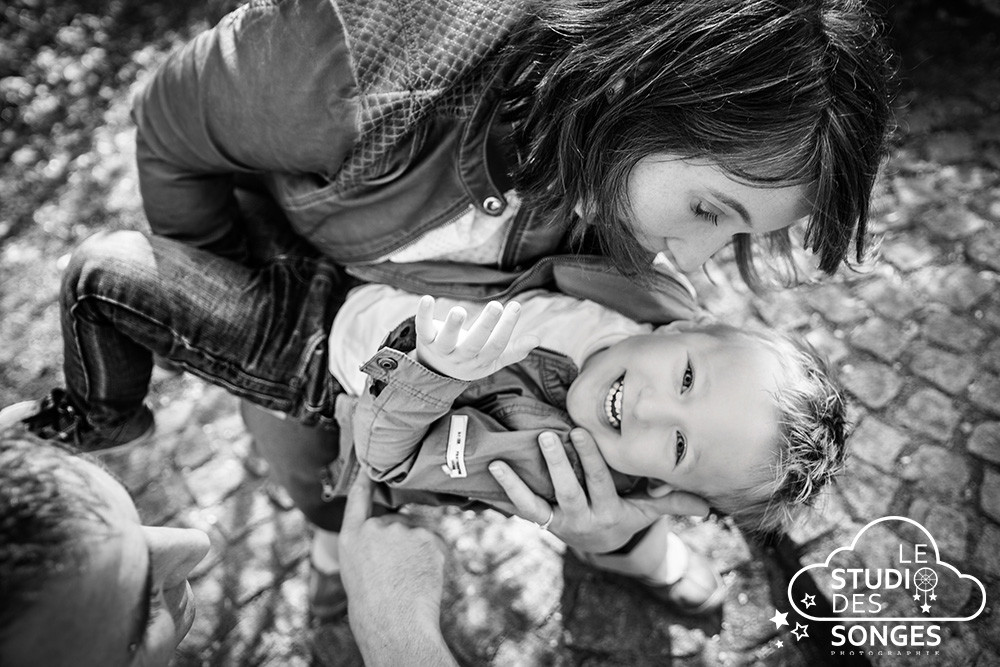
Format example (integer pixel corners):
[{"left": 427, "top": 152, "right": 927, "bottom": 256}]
[{"left": 415, "top": 295, "right": 539, "bottom": 381}]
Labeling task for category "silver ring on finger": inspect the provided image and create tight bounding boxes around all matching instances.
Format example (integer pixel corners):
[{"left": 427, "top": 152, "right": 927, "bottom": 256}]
[{"left": 536, "top": 506, "right": 555, "bottom": 532}]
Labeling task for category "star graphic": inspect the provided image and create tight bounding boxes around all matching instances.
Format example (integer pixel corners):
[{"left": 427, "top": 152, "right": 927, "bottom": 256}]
[
  {"left": 791, "top": 623, "right": 809, "bottom": 641},
  {"left": 801, "top": 593, "right": 816, "bottom": 609},
  {"left": 930, "top": 593, "right": 937, "bottom": 600},
  {"left": 913, "top": 593, "right": 921, "bottom": 601},
  {"left": 921, "top": 603, "right": 931, "bottom": 613},
  {"left": 769, "top": 610, "right": 789, "bottom": 629},
  {"left": 776, "top": 640, "right": 784, "bottom": 648}
]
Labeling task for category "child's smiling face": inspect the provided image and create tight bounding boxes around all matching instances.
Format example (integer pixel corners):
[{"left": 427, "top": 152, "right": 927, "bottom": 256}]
[{"left": 566, "top": 327, "right": 785, "bottom": 498}]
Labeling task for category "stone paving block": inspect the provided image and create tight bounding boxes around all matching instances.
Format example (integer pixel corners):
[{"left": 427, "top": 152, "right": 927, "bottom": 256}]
[
  {"left": 980, "top": 468, "right": 1000, "bottom": 524},
  {"left": 803, "top": 284, "right": 868, "bottom": 325},
  {"left": 840, "top": 461, "right": 902, "bottom": 519},
  {"left": 907, "top": 342, "right": 978, "bottom": 395},
  {"left": 210, "top": 479, "right": 282, "bottom": 541},
  {"left": 968, "top": 422, "right": 1000, "bottom": 464},
  {"left": 881, "top": 234, "right": 940, "bottom": 272},
  {"left": 754, "top": 291, "right": 811, "bottom": 330},
  {"left": 858, "top": 278, "right": 922, "bottom": 320},
  {"left": 925, "top": 203, "right": 989, "bottom": 241},
  {"left": 971, "top": 523, "right": 1000, "bottom": 580},
  {"left": 977, "top": 291, "right": 1000, "bottom": 331},
  {"left": 906, "top": 499, "right": 968, "bottom": 562},
  {"left": 893, "top": 388, "right": 960, "bottom": 442},
  {"left": 910, "top": 265, "right": 995, "bottom": 311},
  {"left": 185, "top": 452, "right": 252, "bottom": 508},
  {"left": 899, "top": 445, "right": 971, "bottom": 500},
  {"left": 803, "top": 328, "right": 850, "bottom": 365},
  {"left": 214, "top": 584, "right": 312, "bottom": 666},
  {"left": 851, "top": 416, "right": 909, "bottom": 472},
  {"left": 718, "top": 563, "right": 777, "bottom": 651},
  {"left": 850, "top": 317, "right": 916, "bottom": 362},
  {"left": 984, "top": 339, "right": 1000, "bottom": 372},
  {"left": 969, "top": 373, "right": 1000, "bottom": 416},
  {"left": 786, "top": 490, "right": 853, "bottom": 546},
  {"left": 135, "top": 470, "right": 196, "bottom": 526},
  {"left": 841, "top": 360, "right": 905, "bottom": 410},
  {"left": 923, "top": 307, "right": 990, "bottom": 353},
  {"left": 966, "top": 228, "right": 1000, "bottom": 271},
  {"left": 172, "top": 422, "right": 217, "bottom": 470}
]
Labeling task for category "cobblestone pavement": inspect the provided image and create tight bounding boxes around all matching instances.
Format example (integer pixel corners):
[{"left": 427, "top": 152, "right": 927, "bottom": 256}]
[{"left": 2, "top": 4, "right": 999, "bottom": 667}]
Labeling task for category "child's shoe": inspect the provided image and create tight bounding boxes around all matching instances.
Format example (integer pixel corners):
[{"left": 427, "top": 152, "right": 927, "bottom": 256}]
[{"left": 0, "top": 388, "right": 155, "bottom": 454}]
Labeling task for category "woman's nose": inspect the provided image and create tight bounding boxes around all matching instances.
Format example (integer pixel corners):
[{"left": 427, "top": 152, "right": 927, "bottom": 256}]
[{"left": 668, "top": 232, "right": 730, "bottom": 272}]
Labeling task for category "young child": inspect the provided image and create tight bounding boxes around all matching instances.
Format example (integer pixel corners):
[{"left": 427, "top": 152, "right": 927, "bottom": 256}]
[
  {"left": 325, "top": 284, "right": 846, "bottom": 531},
  {"left": 298, "top": 282, "right": 847, "bottom": 618}
]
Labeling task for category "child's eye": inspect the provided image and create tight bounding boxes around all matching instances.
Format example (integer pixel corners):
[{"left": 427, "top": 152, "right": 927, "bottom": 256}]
[
  {"left": 681, "top": 360, "right": 694, "bottom": 393},
  {"left": 675, "top": 431, "right": 687, "bottom": 465},
  {"left": 694, "top": 203, "right": 719, "bottom": 226}
]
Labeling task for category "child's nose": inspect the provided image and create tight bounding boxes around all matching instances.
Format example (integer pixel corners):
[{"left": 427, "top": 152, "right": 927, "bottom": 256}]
[{"left": 633, "top": 386, "right": 677, "bottom": 424}]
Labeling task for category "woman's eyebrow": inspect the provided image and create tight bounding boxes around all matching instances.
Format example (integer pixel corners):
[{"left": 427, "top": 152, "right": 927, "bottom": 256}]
[
  {"left": 128, "top": 547, "right": 154, "bottom": 652},
  {"left": 707, "top": 188, "right": 753, "bottom": 228}
]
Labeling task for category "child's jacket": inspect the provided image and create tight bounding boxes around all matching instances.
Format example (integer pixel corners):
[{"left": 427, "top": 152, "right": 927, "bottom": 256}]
[{"left": 330, "top": 318, "right": 643, "bottom": 511}]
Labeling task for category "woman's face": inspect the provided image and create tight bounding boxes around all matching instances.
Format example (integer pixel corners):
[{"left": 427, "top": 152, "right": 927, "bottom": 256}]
[{"left": 626, "top": 154, "right": 813, "bottom": 272}]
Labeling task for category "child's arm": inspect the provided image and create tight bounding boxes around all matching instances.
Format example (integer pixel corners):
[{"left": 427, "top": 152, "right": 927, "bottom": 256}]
[{"left": 353, "top": 298, "right": 567, "bottom": 499}]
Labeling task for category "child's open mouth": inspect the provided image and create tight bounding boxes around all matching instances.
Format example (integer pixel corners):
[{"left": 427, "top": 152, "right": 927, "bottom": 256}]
[{"left": 604, "top": 374, "right": 624, "bottom": 430}]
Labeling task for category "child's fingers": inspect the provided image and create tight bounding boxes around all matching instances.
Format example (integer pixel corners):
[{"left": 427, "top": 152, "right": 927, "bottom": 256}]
[
  {"left": 415, "top": 295, "right": 437, "bottom": 344},
  {"left": 496, "top": 334, "right": 539, "bottom": 368},
  {"left": 480, "top": 302, "right": 522, "bottom": 359},
  {"left": 435, "top": 306, "right": 467, "bottom": 351},
  {"left": 460, "top": 301, "right": 504, "bottom": 353}
]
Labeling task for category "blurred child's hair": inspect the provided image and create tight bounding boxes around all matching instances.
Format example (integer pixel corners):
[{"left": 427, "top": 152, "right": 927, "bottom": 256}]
[{"left": 692, "top": 324, "right": 849, "bottom": 534}]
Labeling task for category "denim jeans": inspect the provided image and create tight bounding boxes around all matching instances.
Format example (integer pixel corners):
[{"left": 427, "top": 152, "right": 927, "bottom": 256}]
[{"left": 62, "top": 226, "right": 356, "bottom": 427}]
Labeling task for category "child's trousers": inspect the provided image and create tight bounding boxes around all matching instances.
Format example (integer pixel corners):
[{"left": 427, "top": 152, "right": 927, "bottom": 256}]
[{"left": 61, "top": 228, "right": 355, "bottom": 528}]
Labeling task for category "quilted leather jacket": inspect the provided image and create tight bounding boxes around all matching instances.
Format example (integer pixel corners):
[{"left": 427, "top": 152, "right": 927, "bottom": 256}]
[{"left": 132, "top": 0, "right": 697, "bottom": 322}]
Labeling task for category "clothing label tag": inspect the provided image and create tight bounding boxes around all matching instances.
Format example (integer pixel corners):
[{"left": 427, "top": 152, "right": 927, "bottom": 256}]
[{"left": 441, "top": 414, "right": 469, "bottom": 479}]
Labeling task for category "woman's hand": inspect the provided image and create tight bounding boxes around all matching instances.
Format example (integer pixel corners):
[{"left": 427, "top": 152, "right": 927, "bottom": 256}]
[
  {"left": 415, "top": 295, "right": 538, "bottom": 381},
  {"left": 488, "top": 428, "right": 710, "bottom": 554}
]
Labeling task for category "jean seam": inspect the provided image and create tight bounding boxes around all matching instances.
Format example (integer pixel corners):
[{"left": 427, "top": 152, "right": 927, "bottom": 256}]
[{"left": 71, "top": 294, "right": 297, "bottom": 401}]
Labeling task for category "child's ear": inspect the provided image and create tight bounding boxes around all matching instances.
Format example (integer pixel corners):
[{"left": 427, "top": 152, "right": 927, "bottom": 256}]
[{"left": 647, "top": 480, "right": 675, "bottom": 498}]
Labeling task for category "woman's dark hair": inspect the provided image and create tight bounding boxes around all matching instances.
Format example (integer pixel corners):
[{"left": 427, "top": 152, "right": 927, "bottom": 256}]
[{"left": 501, "top": 0, "right": 895, "bottom": 288}]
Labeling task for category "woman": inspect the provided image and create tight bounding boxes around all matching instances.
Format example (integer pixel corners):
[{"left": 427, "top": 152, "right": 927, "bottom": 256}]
[{"left": 18, "top": 0, "right": 893, "bottom": 618}]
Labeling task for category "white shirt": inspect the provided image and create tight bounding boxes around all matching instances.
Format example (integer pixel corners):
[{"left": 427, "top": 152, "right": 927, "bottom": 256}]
[{"left": 328, "top": 284, "right": 652, "bottom": 395}]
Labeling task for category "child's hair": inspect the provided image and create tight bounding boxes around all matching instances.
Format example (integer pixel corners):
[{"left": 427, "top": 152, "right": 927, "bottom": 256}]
[
  {"left": 692, "top": 324, "right": 849, "bottom": 535},
  {"left": 502, "top": 0, "right": 895, "bottom": 289}
]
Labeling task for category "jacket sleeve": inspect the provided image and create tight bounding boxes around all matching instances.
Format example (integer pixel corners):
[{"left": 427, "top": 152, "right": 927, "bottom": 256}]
[
  {"left": 352, "top": 347, "right": 574, "bottom": 504},
  {"left": 131, "top": 0, "right": 359, "bottom": 252}
]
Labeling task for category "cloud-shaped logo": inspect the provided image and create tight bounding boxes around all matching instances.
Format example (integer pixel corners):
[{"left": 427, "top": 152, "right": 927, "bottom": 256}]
[{"left": 788, "top": 515, "right": 986, "bottom": 622}]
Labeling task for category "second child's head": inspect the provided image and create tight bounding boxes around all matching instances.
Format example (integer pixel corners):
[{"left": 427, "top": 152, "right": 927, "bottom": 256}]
[{"left": 566, "top": 322, "right": 847, "bottom": 533}]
